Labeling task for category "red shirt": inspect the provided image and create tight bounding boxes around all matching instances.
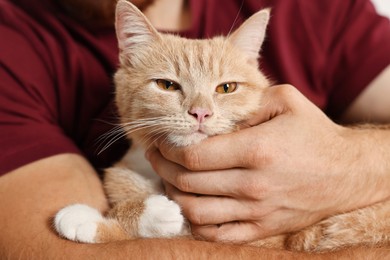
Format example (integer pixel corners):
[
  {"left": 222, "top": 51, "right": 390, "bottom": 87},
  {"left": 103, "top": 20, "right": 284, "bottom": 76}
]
[{"left": 0, "top": 0, "right": 389, "bottom": 175}]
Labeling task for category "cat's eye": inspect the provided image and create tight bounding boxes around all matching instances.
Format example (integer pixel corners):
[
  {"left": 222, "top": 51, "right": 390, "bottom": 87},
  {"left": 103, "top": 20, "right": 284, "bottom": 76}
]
[
  {"left": 156, "top": 79, "right": 181, "bottom": 91},
  {"left": 216, "top": 82, "right": 238, "bottom": 94}
]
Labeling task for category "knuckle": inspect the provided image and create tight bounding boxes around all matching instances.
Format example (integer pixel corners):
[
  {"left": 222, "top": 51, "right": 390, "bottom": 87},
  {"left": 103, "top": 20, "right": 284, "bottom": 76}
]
[
  {"left": 275, "top": 84, "right": 296, "bottom": 96},
  {"left": 239, "top": 178, "right": 270, "bottom": 200},
  {"left": 247, "top": 144, "right": 260, "bottom": 167},
  {"left": 174, "top": 172, "right": 191, "bottom": 192},
  {"left": 181, "top": 148, "right": 201, "bottom": 171},
  {"left": 145, "top": 149, "right": 157, "bottom": 165},
  {"left": 191, "top": 225, "right": 218, "bottom": 241},
  {"left": 186, "top": 207, "right": 205, "bottom": 225},
  {"left": 207, "top": 230, "right": 222, "bottom": 242},
  {"left": 247, "top": 139, "right": 270, "bottom": 169},
  {"left": 274, "top": 84, "right": 301, "bottom": 104}
]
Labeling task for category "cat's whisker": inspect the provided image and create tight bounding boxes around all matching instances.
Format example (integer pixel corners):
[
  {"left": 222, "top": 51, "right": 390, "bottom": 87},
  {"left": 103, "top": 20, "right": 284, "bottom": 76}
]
[
  {"left": 95, "top": 126, "right": 127, "bottom": 154},
  {"left": 93, "top": 118, "right": 129, "bottom": 151},
  {"left": 143, "top": 134, "right": 165, "bottom": 152},
  {"left": 226, "top": 0, "right": 244, "bottom": 39},
  {"left": 97, "top": 121, "right": 165, "bottom": 155},
  {"left": 98, "top": 115, "right": 187, "bottom": 151},
  {"left": 143, "top": 126, "right": 171, "bottom": 137},
  {"left": 141, "top": 127, "right": 174, "bottom": 149},
  {"left": 96, "top": 124, "right": 124, "bottom": 142},
  {"left": 137, "top": 130, "right": 167, "bottom": 148},
  {"left": 123, "top": 122, "right": 172, "bottom": 144},
  {"left": 94, "top": 118, "right": 122, "bottom": 126},
  {"left": 98, "top": 114, "right": 236, "bottom": 154},
  {"left": 219, "top": 0, "right": 245, "bottom": 68},
  {"left": 142, "top": 133, "right": 166, "bottom": 149},
  {"left": 121, "top": 116, "right": 169, "bottom": 123},
  {"left": 97, "top": 131, "right": 129, "bottom": 155},
  {"left": 123, "top": 123, "right": 159, "bottom": 133}
]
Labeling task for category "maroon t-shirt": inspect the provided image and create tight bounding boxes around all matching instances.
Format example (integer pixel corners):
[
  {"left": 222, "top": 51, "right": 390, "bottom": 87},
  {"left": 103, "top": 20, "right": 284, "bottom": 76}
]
[{"left": 0, "top": 0, "right": 389, "bottom": 175}]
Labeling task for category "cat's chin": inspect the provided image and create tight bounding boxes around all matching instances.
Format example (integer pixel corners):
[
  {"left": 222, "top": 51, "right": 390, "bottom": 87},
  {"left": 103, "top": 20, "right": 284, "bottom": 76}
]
[{"left": 167, "top": 132, "right": 208, "bottom": 147}]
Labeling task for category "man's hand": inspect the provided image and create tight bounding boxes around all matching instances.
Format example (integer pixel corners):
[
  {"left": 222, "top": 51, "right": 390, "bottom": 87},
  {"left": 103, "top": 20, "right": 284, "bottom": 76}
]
[{"left": 147, "top": 84, "right": 390, "bottom": 243}]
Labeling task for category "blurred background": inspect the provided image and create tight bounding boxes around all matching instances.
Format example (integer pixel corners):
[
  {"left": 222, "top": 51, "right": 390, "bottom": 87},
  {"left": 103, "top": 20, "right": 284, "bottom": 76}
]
[{"left": 371, "top": 0, "right": 390, "bottom": 18}]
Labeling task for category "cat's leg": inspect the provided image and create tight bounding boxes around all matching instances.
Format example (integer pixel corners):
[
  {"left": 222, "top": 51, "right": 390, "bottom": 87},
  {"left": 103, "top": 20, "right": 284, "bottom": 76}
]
[
  {"left": 54, "top": 204, "right": 127, "bottom": 243},
  {"left": 104, "top": 166, "right": 161, "bottom": 205},
  {"left": 109, "top": 194, "right": 189, "bottom": 239},
  {"left": 54, "top": 195, "right": 189, "bottom": 243},
  {"left": 286, "top": 200, "right": 390, "bottom": 252},
  {"left": 104, "top": 167, "right": 189, "bottom": 240}
]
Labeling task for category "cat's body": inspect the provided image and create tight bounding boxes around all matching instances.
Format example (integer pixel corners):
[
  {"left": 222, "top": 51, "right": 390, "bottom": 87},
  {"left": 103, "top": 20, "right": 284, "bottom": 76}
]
[{"left": 54, "top": 0, "right": 390, "bottom": 252}]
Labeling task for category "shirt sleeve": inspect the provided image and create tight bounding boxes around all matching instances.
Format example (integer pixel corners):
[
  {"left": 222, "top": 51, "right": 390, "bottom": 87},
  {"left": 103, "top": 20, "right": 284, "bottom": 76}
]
[
  {"left": 324, "top": 0, "right": 390, "bottom": 117},
  {"left": 0, "top": 12, "right": 81, "bottom": 175}
]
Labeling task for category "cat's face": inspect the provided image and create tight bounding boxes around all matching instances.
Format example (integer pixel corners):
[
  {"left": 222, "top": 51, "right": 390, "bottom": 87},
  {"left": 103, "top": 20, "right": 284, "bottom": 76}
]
[{"left": 114, "top": 0, "right": 270, "bottom": 146}]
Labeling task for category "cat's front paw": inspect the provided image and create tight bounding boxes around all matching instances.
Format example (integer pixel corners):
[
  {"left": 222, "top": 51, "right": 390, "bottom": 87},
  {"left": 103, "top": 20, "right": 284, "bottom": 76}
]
[
  {"left": 54, "top": 204, "right": 103, "bottom": 243},
  {"left": 138, "top": 195, "right": 188, "bottom": 238}
]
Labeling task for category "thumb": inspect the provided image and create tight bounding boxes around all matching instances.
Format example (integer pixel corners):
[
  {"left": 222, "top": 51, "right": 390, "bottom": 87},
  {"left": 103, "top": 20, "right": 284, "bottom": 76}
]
[{"left": 245, "top": 84, "right": 293, "bottom": 127}]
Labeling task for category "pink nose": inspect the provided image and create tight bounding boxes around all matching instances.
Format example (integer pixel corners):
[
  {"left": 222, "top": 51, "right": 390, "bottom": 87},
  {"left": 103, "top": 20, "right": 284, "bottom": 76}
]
[{"left": 188, "top": 107, "right": 213, "bottom": 123}]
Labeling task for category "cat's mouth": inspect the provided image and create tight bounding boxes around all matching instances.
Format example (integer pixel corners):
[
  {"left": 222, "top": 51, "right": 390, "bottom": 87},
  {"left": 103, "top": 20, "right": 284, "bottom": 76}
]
[
  {"left": 193, "top": 124, "right": 207, "bottom": 134},
  {"left": 167, "top": 131, "right": 209, "bottom": 146}
]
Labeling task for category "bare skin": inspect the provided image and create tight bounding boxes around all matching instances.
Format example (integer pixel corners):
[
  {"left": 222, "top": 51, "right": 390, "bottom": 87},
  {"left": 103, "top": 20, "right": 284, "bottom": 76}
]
[{"left": 142, "top": 0, "right": 192, "bottom": 31}]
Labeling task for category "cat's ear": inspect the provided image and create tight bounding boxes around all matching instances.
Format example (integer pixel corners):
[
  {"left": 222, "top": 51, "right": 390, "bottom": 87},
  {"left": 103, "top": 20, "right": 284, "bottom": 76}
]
[
  {"left": 228, "top": 8, "right": 270, "bottom": 65},
  {"left": 115, "top": 0, "right": 160, "bottom": 65}
]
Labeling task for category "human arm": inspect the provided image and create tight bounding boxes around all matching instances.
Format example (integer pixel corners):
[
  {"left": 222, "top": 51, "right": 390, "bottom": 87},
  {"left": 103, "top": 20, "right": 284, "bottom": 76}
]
[
  {"left": 0, "top": 153, "right": 323, "bottom": 259},
  {"left": 1, "top": 153, "right": 388, "bottom": 259},
  {"left": 341, "top": 65, "right": 390, "bottom": 123}
]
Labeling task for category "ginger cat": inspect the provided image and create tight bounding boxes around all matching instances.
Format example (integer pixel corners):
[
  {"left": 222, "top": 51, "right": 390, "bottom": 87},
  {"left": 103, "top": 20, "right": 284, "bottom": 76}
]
[{"left": 54, "top": 0, "right": 390, "bottom": 252}]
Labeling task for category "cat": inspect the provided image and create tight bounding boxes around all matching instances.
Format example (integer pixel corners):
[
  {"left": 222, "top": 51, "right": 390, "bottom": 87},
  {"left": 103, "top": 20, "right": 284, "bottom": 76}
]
[{"left": 54, "top": 0, "right": 390, "bottom": 252}]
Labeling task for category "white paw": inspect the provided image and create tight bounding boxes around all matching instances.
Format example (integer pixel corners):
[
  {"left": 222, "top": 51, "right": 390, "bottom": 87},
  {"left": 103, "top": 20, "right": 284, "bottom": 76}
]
[
  {"left": 138, "top": 195, "right": 186, "bottom": 238},
  {"left": 54, "top": 204, "right": 103, "bottom": 243}
]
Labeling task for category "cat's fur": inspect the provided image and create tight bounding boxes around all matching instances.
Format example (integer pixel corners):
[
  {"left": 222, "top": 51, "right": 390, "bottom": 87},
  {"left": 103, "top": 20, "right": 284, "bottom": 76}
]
[{"left": 54, "top": 0, "right": 390, "bottom": 252}]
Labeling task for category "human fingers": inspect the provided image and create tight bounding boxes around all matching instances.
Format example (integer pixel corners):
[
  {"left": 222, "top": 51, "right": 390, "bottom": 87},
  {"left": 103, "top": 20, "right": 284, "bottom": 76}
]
[
  {"left": 191, "top": 208, "right": 304, "bottom": 243},
  {"left": 154, "top": 132, "right": 254, "bottom": 170},
  {"left": 163, "top": 182, "right": 276, "bottom": 226},
  {"left": 245, "top": 84, "right": 297, "bottom": 127},
  {"left": 191, "top": 221, "right": 270, "bottom": 243},
  {"left": 147, "top": 147, "right": 267, "bottom": 196}
]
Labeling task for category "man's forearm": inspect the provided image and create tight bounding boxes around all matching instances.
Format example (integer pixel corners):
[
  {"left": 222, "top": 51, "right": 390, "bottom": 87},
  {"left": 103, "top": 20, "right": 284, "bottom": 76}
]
[
  {"left": 0, "top": 153, "right": 296, "bottom": 258},
  {"left": 4, "top": 236, "right": 389, "bottom": 259},
  {"left": 0, "top": 154, "right": 387, "bottom": 259},
  {"left": 340, "top": 125, "right": 390, "bottom": 211},
  {"left": 0, "top": 154, "right": 108, "bottom": 258}
]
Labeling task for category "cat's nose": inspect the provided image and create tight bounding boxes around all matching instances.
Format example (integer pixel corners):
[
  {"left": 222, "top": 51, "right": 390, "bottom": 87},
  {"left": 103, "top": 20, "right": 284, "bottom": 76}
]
[{"left": 188, "top": 107, "right": 213, "bottom": 123}]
